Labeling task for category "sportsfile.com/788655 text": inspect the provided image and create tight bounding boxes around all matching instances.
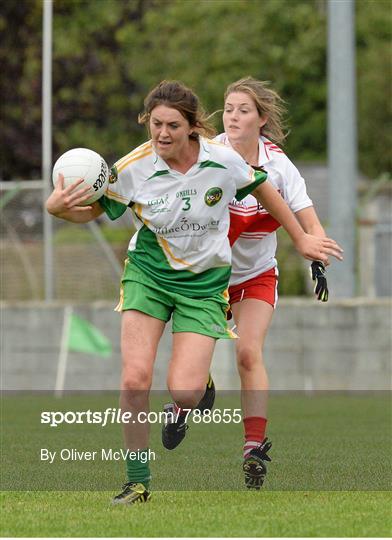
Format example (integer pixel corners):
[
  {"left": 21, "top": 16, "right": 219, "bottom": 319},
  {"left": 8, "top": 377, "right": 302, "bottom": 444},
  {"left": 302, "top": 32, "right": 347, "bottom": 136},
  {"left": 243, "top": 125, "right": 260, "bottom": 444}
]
[{"left": 40, "top": 408, "right": 242, "bottom": 427}]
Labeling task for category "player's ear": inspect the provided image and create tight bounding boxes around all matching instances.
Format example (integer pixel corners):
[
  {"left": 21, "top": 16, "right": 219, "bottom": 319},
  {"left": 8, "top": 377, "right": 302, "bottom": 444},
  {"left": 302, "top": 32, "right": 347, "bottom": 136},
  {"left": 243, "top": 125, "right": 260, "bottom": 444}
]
[{"left": 259, "top": 115, "right": 268, "bottom": 129}]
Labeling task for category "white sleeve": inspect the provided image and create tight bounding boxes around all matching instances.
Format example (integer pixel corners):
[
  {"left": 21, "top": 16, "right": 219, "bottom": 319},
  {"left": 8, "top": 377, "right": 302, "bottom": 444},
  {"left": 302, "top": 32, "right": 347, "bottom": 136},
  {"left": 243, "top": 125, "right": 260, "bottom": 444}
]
[
  {"left": 105, "top": 166, "right": 135, "bottom": 206},
  {"left": 281, "top": 158, "right": 313, "bottom": 213}
]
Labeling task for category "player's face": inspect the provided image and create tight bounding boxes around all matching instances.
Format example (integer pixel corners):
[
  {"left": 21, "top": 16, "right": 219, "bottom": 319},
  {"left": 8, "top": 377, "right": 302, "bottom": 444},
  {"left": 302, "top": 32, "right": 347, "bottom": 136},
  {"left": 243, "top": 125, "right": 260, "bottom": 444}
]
[
  {"left": 150, "top": 105, "right": 193, "bottom": 162},
  {"left": 223, "top": 92, "right": 266, "bottom": 144}
]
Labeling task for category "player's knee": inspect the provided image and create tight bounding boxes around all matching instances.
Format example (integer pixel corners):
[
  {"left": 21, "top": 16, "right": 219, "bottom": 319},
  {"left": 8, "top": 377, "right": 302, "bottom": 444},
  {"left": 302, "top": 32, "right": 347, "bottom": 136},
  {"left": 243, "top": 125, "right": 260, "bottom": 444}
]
[
  {"left": 236, "top": 344, "right": 262, "bottom": 372},
  {"left": 121, "top": 368, "right": 152, "bottom": 391}
]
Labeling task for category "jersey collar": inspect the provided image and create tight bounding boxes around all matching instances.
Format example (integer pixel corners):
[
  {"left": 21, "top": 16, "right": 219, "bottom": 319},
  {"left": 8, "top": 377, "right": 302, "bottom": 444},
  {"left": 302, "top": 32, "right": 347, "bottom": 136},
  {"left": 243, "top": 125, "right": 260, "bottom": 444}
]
[
  {"left": 152, "top": 136, "right": 210, "bottom": 172},
  {"left": 258, "top": 137, "right": 274, "bottom": 166},
  {"left": 220, "top": 133, "right": 273, "bottom": 167}
]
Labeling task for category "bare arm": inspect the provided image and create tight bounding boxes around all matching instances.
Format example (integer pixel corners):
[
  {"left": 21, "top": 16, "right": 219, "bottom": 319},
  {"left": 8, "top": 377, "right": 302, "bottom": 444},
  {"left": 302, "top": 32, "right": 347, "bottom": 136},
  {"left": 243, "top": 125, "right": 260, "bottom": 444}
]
[
  {"left": 53, "top": 202, "right": 104, "bottom": 223},
  {"left": 296, "top": 206, "right": 335, "bottom": 268},
  {"left": 251, "top": 181, "right": 343, "bottom": 264},
  {"left": 46, "top": 173, "right": 104, "bottom": 223},
  {"left": 296, "top": 206, "right": 325, "bottom": 237}
]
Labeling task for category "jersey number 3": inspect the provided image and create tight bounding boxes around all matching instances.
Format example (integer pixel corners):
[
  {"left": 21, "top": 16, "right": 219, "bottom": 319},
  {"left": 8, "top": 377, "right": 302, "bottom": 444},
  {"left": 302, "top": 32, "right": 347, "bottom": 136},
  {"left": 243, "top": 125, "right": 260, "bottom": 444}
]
[{"left": 181, "top": 197, "right": 191, "bottom": 211}]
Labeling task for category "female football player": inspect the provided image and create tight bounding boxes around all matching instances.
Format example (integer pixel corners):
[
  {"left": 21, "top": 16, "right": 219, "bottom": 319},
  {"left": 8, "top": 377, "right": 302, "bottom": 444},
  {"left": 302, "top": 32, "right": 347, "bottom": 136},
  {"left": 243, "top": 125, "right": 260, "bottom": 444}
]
[
  {"left": 215, "top": 76, "right": 330, "bottom": 489},
  {"left": 46, "top": 80, "right": 342, "bottom": 504}
]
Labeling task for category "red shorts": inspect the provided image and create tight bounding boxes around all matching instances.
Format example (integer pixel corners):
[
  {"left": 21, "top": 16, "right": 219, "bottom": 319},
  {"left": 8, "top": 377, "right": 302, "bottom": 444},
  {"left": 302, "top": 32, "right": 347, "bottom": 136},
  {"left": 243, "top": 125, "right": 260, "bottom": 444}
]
[{"left": 228, "top": 267, "right": 279, "bottom": 309}]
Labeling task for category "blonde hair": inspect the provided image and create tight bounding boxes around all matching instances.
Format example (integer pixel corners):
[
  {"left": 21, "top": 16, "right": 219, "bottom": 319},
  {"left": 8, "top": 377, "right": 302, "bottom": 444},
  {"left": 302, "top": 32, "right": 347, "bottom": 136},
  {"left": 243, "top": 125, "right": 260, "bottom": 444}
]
[
  {"left": 139, "top": 80, "right": 216, "bottom": 139},
  {"left": 224, "top": 77, "right": 287, "bottom": 145}
]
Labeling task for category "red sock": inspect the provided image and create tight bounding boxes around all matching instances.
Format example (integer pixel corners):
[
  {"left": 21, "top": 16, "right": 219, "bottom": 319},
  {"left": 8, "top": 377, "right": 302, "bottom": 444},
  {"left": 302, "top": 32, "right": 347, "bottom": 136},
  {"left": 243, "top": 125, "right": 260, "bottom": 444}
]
[{"left": 243, "top": 416, "right": 267, "bottom": 458}]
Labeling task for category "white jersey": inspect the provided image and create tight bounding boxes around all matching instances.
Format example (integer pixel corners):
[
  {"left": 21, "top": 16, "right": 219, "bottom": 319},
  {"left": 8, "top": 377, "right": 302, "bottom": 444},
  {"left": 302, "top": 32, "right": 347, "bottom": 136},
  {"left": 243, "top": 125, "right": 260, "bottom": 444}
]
[
  {"left": 99, "top": 137, "right": 266, "bottom": 297},
  {"left": 215, "top": 134, "right": 313, "bottom": 286}
]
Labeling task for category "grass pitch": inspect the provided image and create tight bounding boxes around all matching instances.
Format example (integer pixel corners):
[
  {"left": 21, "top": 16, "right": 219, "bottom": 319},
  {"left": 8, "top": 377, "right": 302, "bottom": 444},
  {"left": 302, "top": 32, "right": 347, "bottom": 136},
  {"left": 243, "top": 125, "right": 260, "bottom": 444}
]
[
  {"left": 1, "top": 491, "right": 390, "bottom": 537},
  {"left": 1, "top": 392, "right": 391, "bottom": 537}
]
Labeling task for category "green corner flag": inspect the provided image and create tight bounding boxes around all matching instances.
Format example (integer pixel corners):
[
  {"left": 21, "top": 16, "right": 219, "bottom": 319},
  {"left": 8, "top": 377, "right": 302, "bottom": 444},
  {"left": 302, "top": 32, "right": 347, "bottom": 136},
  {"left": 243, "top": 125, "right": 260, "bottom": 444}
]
[{"left": 67, "top": 314, "right": 112, "bottom": 357}]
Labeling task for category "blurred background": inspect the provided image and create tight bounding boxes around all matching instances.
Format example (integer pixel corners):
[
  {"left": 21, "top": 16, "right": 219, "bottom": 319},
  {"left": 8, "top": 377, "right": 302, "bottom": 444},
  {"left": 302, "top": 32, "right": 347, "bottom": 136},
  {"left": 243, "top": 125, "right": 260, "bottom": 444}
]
[
  {"left": 1, "top": 0, "right": 391, "bottom": 301},
  {"left": 1, "top": 0, "right": 391, "bottom": 391}
]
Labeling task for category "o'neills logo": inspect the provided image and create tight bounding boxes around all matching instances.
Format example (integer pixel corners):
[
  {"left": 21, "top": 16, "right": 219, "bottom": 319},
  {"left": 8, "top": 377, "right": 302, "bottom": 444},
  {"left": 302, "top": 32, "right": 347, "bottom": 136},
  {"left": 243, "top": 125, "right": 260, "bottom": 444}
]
[
  {"left": 204, "top": 187, "right": 223, "bottom": 206},
  {"left": 176, "top": 189, "right": 197, "bottom": 198}
]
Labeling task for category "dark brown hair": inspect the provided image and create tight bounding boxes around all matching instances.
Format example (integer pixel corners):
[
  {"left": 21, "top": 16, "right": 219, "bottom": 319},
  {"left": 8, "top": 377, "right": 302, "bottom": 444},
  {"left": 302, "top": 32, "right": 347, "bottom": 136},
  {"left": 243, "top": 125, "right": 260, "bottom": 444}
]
[
  {"left": 224, "top": 77, "right": 287, "bottom": 145},
  {"left": 139, "top": 80, "right": 216, "bottom": 139}
]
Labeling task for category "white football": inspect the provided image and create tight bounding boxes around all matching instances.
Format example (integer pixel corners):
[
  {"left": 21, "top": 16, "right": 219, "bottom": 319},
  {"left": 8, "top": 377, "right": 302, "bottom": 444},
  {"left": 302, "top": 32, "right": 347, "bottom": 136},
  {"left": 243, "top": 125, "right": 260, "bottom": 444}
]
[{"left": 52, "top": 148, "right": 109, "bottom": 205}]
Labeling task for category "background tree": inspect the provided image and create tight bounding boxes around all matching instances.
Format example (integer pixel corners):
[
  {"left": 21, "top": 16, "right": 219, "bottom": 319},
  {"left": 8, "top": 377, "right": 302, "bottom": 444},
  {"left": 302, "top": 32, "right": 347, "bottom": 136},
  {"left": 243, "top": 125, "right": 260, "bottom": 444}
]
[{"left": 1, "top": 0, "right": 390, "bottom": 180}]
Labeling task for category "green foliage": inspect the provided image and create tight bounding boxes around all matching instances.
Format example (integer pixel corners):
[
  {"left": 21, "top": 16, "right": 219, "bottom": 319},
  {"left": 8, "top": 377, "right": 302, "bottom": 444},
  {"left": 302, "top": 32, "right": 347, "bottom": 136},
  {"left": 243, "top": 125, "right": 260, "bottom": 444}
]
[
  {"left": 0, "top": 2, "right": 43, "bottom": 179},
  {"left": 356, "top": 0, "right": 392, "bottom": 178},
  {"left": 1, "top": 0, "right": 389, "bottom": 179},
  {"left": 128, "top": 0, "right": 328, "bottom": 160}
]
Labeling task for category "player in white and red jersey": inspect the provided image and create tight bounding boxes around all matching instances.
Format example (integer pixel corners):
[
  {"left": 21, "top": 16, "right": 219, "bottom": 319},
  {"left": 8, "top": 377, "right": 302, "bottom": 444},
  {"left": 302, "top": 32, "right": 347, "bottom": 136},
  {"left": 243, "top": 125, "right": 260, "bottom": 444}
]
[{"left": 216, "top": 77, "right": 330, "bottom": 490}]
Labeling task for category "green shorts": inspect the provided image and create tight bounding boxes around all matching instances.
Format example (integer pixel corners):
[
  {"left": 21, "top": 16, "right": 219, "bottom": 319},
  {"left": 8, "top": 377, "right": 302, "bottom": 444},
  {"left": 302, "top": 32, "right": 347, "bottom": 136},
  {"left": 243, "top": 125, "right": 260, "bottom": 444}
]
[{"left": 115, "top": 260, "right": 236, "bottom": 340}]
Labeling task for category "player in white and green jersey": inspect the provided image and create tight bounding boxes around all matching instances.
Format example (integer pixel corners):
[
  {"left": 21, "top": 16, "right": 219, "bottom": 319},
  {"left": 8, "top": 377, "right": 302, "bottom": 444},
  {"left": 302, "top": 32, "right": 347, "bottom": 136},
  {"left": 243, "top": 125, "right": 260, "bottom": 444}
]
[
  {"left": 99, "top": 136, "right": 267, "bottom": 305},
  {"left": 46, "top": 80, "right": 343, "bottom": 504}
]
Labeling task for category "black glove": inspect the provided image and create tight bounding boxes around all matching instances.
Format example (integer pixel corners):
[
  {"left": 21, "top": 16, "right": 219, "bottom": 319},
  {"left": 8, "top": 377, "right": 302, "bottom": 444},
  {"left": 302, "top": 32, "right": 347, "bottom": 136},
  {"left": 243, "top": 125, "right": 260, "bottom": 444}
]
[{"left": 310, "top": 261, "right": 329, "bottom": 302}]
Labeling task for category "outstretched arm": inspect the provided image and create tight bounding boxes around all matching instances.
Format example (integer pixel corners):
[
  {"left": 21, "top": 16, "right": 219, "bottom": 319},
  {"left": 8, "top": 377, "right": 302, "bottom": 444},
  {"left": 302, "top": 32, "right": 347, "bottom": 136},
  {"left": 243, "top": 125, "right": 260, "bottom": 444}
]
[
  {"left": 46, "top": 173, "right": 104, "bottom": 223},
  {"left": 251, "top": 181, "right": 343, "bottom": 264},
  {"left": 295, "top": 206, "right": 325, "bottom": 238}
]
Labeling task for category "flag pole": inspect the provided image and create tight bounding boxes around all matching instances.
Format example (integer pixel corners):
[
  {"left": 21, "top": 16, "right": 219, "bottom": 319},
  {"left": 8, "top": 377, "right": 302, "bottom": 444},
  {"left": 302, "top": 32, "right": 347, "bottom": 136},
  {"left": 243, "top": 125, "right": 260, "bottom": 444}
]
[
  {"left": 55, "top": 305, "right": 73, "bottom": 398},
  {"left": 42, "top": 0, "right": 54, "bottom": 301}
]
